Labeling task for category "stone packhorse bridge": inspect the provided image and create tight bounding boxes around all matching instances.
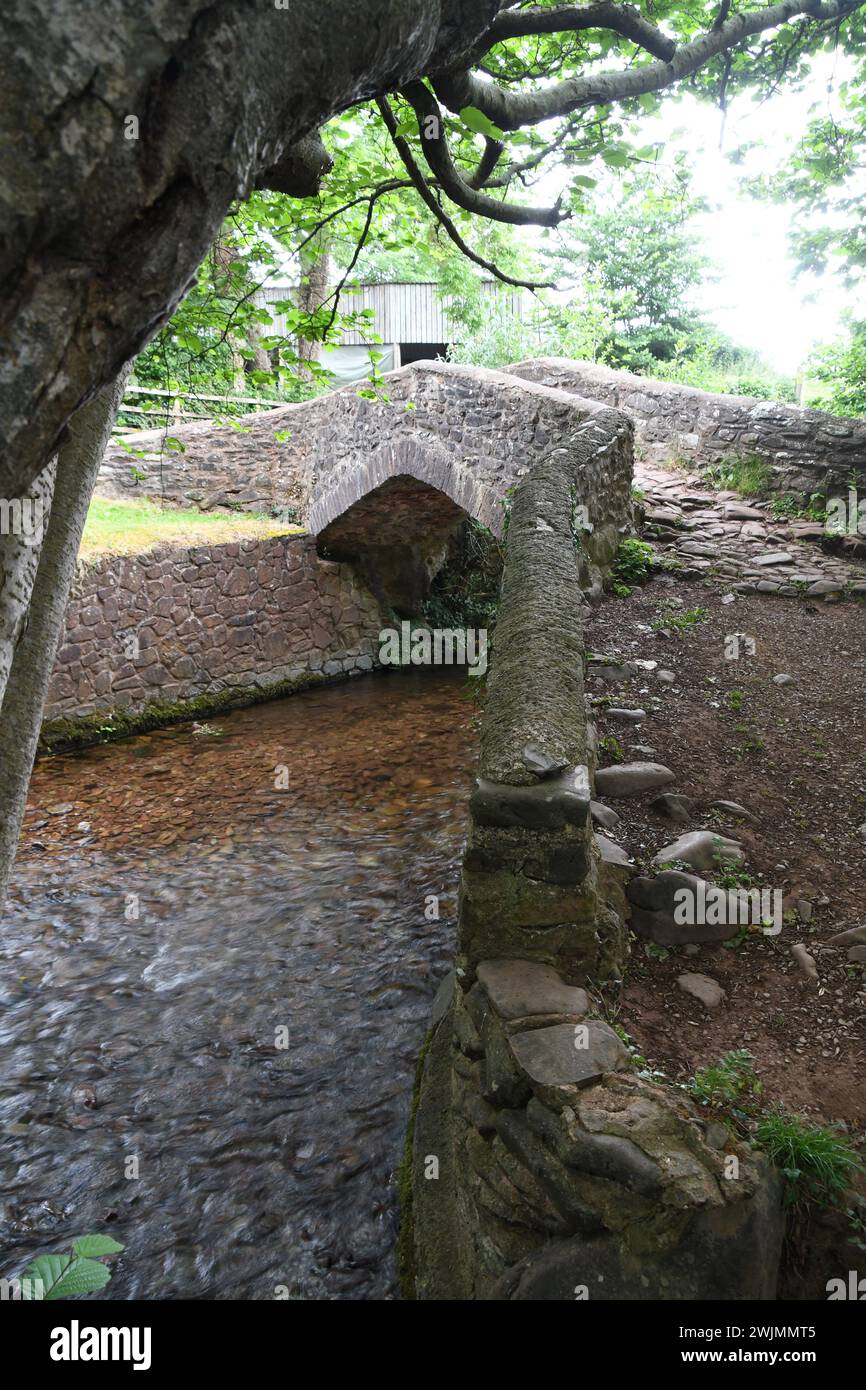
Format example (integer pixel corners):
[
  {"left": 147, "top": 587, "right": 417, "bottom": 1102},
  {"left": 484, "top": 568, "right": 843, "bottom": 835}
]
[
  {"left": 95, "top": 361, "right": 798, "bottom": 1299},
  {"left": 100, "top": 361, "right": 635, "bottom": 610}
]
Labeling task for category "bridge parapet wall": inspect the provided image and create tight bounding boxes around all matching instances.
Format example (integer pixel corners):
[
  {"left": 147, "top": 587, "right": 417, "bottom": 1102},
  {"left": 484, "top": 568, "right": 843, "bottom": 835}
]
[
  {"left": 410, "top": 400, "right": 784, "bottom": 1303},
  {"left": 511, "top": 357, "right": 866, "bottom": 497}
]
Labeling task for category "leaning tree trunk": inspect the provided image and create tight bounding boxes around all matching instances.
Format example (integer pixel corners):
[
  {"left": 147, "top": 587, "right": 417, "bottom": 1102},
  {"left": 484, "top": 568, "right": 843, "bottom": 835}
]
[
  {"left": 0, "top": 458, "right": 58, "bottom": 708},
  {"left": 2, "top": 1, "right": 501, "bottom": 499},
  {"left": 0, "top": 368, "right": 130, "bottom": 912}
]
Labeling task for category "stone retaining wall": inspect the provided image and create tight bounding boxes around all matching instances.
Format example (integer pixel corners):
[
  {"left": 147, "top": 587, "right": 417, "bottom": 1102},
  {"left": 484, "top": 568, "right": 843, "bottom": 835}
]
[
  {"left": 511, "top": 358, "right": 866, "bottom": 497},
  {"left": 44, "top": 533, "right": 387, "bottom": 727}
]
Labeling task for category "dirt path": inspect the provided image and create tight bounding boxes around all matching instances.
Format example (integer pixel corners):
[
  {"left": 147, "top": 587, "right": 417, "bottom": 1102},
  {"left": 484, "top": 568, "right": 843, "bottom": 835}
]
[{"left": 587, "top": 461, "right": 866, "bottom": 1132}]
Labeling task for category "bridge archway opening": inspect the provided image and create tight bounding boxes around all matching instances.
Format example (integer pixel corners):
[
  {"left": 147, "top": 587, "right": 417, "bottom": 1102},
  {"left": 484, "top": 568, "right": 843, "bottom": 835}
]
[{"left": 316, "top": 473, "right": 472, "bottom": 616}]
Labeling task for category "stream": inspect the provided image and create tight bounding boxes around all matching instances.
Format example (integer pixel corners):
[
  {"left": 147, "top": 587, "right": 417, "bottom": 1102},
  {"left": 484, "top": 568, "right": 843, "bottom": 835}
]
[{"left": 0, "top": 670, "right": 477, "bottom": 1300}]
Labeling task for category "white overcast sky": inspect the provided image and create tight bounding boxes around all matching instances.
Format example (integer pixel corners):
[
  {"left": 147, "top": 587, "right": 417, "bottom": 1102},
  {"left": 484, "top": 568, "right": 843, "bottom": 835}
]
[
  {"left": 652, "top": 52, "right": 855, "bottom": 374},
  {"left": 522, "top": 50, "right": 859, "bottom": 374}
]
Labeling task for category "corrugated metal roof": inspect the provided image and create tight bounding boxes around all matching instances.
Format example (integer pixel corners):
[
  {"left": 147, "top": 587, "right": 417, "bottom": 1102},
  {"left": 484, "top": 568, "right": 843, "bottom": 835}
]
[{"left": 255, "top": 281, "right": 528, "bottom": 345}]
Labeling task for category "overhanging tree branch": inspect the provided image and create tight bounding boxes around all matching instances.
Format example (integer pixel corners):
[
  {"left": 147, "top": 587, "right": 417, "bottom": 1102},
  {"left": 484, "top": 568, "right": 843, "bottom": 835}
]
[
  {"left": 375, "top": 96, "right": 553, "bottom": 290},
  {"left": 399, "top": 81, "right": 568, "bottom": 225},
  {"left": 433, "top": 0, "right": 866, "bottom": 129},
  {"left": 483, "top": 3, "right": 677, "bottom": 61}
]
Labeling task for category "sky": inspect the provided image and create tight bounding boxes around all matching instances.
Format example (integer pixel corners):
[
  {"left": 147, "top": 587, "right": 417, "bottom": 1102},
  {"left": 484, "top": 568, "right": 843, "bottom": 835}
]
[
  {"left": 524, "top": 51, "right": 858, "bottom": 376},
  {"left": 625, "top": 52, "right": 856, "bottom": 375}
]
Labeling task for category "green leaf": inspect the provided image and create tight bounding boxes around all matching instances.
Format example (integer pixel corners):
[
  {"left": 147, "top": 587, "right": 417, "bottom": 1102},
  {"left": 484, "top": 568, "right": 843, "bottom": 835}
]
[
  {"left": 44, "top": 1258, "right": 113, "bottom": 1300},
  {"left": 20, "top": 1252, "right": 112, "bottom": 1299},
  {"left": 459, "top": 106, "right": 504, "bottom": 141},
  {"left": 20, "top": 1253, "right": 71, "bottom": 1300},
  {"left": 163, "top": 436, "right": 187, "bottom": 454},
  {"left": 72, "top": 1234, "right": 125, "bottom": 1259}
]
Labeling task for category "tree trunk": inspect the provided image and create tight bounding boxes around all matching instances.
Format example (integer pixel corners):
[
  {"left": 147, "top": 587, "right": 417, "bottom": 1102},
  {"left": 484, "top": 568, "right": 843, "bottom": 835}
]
[
  {"left": 297, "top": 233, "right": 332, "bottom": 381},
  {"left": 0, "top": 458, "right": 57, "bottom": 707},
  {"left": 0, "top": 368, "right": 130, "bottom": 913},
  {"left": 0, "top": 1, "right": 500, "bottom": 498}
]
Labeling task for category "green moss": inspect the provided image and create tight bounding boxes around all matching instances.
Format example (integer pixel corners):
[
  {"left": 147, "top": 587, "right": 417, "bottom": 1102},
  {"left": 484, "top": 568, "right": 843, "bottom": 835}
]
[
  {"left": 38, "top": 670, "right": 332, "bottom": 755},
  {"left": 397, "top": 1029, "right": 433, "bottom": 1301}
]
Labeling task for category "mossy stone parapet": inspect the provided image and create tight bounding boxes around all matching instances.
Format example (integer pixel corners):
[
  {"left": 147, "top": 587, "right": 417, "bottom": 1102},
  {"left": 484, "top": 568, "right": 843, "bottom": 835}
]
[
  {"left": 456, "top": 406, "right": 633, "bottom": 982},
  {"left": 409, "top": 961, "right": 784, "bottom": 1301}
]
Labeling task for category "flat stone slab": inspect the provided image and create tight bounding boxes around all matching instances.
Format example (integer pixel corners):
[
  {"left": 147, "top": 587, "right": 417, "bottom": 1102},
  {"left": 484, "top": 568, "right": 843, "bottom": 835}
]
[
  {"left": 477, "top": 959, "right": 589, "bottom": 1022},
  {"left": 827, "top": 925, "right": 866, "bottom": 947},
  {"left": 650, "top": 791, "right": 694, "bottom": 823},
  {"left": 590, "top": 800, "right": 620, "bottom": 829},
  {"left": 652, "top": 830, "right": 743, "bottom": 873},
  {"left": 595, "top": 761, "right": 675, "bottom": 797},
  {"left": 709, "top": 800, "right": 753, "bottom": 821},
  {"left": 470, "top": 765, "right": 590, "bottom": 831},
  {"left": 754, "top": 551, "right": 793, "bottom": 566},
  {"left": 724, "top": 504, "right": 766, "bottom": 520},
  {"left": 606, "top": 708, "right": 646, "bottom": 723},
  {"left": 594, "top": 833, "right": 633, "bottom": 869},
  {"left": 508, "top": 1020, "right": 628, "bottom": 1089}
]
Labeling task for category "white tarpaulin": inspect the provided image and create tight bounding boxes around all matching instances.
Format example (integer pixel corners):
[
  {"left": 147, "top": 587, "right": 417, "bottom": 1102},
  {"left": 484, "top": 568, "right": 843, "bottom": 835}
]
[{"left": 321, "top": 343, "right": 400, "bottom": 387}]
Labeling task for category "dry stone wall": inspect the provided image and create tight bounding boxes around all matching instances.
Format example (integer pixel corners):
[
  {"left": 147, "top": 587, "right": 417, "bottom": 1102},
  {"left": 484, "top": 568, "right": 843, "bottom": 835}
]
[
  {"left": 44, "top": 534, "right": 387, "bottom": 726},
  {"left": 511, "top": 358, "right": 866, "bottom": 497}
]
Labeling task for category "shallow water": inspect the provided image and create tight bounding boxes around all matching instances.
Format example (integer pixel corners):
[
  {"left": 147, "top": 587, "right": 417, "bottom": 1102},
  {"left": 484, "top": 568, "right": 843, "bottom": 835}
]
[{"left": 0, "top": 670, "right": 477, "bottom": 1300}]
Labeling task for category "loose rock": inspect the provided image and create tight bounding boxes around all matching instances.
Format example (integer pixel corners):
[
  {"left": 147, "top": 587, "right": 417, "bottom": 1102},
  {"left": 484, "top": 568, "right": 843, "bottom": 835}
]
[
  {"left": 595, "top": 762, "right": 676, "bottom": 797},
  {"left": 677, "top": 973, "right": 726, "bottom": 1010}
]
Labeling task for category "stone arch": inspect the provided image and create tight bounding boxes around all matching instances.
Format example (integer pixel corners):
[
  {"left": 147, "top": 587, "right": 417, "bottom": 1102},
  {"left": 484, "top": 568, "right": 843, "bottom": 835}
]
[
  {"left": 308, "top": 436, "right": 508, "bottom": 614},
  {"left": 308, "top": 434, "right": 506, "bottom": 539}
]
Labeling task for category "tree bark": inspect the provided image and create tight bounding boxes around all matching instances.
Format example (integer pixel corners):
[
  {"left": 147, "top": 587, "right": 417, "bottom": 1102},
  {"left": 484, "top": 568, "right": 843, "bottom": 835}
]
[
  {"left": 0, "top": 0, "right": 501, "bottom": 498},
  {"left": 0, "top": 368, "right": 130, "bottom": 913},
  {"left": 297, "top": 233, "right": 331, "bottom": 381},
  {"left": 0, "top": 459, "right": 58, "bottom": 707}
]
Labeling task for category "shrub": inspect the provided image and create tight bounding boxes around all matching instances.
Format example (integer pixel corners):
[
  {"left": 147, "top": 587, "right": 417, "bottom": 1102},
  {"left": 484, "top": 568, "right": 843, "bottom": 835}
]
[{"left": 610, "top": 538, "right": 655, "bottom": 596}]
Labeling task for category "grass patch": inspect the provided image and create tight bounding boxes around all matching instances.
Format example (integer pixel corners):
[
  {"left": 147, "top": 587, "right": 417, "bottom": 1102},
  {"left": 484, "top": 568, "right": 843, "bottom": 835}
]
[
  {"left": 599, "top": 734, "right": 625, "bottom": 763},
  {"left": 706, "top": 454, "right": 772, "bottom": 496},
  {"left": 651, "top": 604, "right": 708, "bottom": 636},
  {"left": 684, "top": 1051, "right": 865, "bottom": 1231},
  {"left": 80, "top": 495, "right": 303, "bottom": 561},
  {"left": 755, "top": 1111, "right": 864, "bottom": 1213}
]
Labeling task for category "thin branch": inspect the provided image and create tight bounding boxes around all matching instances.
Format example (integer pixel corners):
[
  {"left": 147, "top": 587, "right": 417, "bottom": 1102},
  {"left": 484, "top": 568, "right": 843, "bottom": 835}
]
[
  {"left": 483, "top": 3, "right": 677, "bottom": 61},
  {"left": 469, "top": 135, "right": 506, "bottom": 189},
  {"left": 375, "top": 96, "right": 553, "bottom": 291}
]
